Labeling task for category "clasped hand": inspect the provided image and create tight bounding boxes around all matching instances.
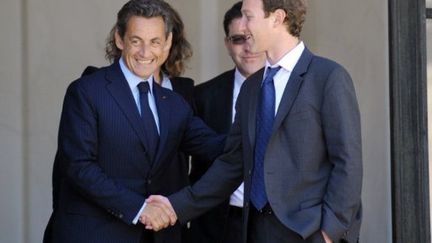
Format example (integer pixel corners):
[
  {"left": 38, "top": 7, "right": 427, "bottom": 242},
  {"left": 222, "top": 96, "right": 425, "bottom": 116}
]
[{"left": 139, "top": 195, "right": 177, "bottom": 231}]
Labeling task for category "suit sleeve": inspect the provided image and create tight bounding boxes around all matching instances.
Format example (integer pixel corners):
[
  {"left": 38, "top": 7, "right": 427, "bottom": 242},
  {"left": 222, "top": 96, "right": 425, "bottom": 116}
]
[
  {"left": 178, "top": 97, "right": 226, "bottom": 162},
  {"left": 169, "top": 96, "right": 244, "bottom": 223},
  {"left": 59, "top": 81, "right": 146, "bottom": 224},
  {"left": 320, "top": 66, "right": 363, "bottom": 241}
]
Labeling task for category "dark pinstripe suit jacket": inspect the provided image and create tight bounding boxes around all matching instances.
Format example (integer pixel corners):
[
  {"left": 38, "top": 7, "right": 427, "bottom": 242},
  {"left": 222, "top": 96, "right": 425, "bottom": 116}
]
[{"left": 45, "top": 61, "right": 223, "bottom": 243}]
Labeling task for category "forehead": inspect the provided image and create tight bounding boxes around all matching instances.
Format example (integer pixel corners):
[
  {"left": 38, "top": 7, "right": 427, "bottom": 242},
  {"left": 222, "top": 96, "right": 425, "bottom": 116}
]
[
  {"left": 228, "top": 18, "right": 245, "bottom": 35},
  {"left": 125, "top": 16, "right": 166, "bottom": 37}
]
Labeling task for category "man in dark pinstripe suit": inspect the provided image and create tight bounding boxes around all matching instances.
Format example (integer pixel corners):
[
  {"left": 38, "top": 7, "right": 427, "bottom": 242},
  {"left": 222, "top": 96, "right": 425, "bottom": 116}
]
[{"left": 44, "top": 1, "right": 223, "bottom": 242}]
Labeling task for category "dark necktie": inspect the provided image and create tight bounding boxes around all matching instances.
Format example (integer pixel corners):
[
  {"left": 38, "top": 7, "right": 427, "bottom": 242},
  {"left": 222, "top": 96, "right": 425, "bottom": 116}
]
[
  {"left": 251, "top": 66, "right": 281, "bottom": 210},
  {"left": 137, "top": 81, "right": 159, "bottom": 160}
]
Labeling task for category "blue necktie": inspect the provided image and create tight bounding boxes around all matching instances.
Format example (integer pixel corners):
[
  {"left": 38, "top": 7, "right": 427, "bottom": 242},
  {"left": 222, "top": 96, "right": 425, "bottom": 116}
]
[
  {"left": 251, "top": 66, "right": 281, "bottom": 210},
  {"left": 137, "top": 81, "right": 159, "bottom": 160}
]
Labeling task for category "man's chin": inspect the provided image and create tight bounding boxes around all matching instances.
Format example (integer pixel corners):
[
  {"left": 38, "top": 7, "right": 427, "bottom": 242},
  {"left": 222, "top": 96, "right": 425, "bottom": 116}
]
[{"left": 134, "top": 72, "right": 153, "bottom": 80}]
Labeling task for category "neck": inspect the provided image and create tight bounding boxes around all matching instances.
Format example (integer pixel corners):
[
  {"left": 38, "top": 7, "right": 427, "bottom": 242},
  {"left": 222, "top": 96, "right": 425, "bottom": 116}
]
[
  {"left": 266, "top": 32, "right": 300, "bottom": 65},
  {"left": 154, "top": 71, "right": 162, "bottom": 84},
  {"left": 237, "top": 68, "right": 250, "bottom": 79}
]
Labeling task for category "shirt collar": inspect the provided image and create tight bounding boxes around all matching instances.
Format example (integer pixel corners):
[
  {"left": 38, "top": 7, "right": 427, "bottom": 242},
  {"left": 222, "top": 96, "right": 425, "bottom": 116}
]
[
  {"left": 160, "top": 72, "right": 173, "bottom": 90},
  {"left": 234, "top": 68, "right": 247, "bottom": 87},
  {"left": 119, "top": 57, "right": 155, "bottom": 94},
  {"left": 265, "top": 41, "right": 305, "bottom": 74},
  {"left": 161, "top": 72, "right": 170, "bottom": 84}
]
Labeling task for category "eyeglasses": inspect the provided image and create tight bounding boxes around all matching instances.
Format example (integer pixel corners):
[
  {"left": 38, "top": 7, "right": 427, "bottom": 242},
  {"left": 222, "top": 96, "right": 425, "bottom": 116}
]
[{"left": 226, "top": 34, "right": 251, "bottom": 45}]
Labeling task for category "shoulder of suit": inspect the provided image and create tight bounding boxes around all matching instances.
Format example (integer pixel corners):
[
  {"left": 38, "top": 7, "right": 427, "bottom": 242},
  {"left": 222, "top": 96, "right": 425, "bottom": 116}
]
[
  {"left": 308, "top": 54, "right": 348, "bottom": 77},
  {"left": 169, "top": 76, "right": 195, "bottom": 101},
  {"left": 81, "top": 66, "right": 99, "bottom": 77},
  {"left": 170, "top": 76, "right": 195, "bottom": 86},
  {"left": 296, "top": 48, "right": 341, "bottom": 71},
  {"left": 71, "top": 64, "right": 114, "bottom": 90},
  {"left": 195, "top": 69, "right": 235, "bottom": 91}
]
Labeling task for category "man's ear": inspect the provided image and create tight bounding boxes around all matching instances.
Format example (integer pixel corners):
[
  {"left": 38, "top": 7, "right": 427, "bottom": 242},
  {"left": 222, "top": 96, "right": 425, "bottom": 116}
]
[
  {"left": 163, "top": 32, "right": 173, "bottom": 52},
  {"left": 114, "top": 30, "right": 124, "bottom": 50},
  {"left": 272, "top": 9, "right": 287, "bottom": 27}
]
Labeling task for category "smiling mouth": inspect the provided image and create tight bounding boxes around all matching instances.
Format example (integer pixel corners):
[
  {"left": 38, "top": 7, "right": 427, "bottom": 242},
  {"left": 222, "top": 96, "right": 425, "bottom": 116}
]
[
  {"left": 137, "top": 59, "right": 153, "bottom": 64},
  {"left": 243, "top": 55, "right": 261, "bottom": 60}
]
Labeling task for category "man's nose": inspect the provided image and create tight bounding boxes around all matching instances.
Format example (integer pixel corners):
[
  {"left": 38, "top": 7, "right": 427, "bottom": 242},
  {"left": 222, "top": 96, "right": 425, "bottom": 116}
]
[{"left": 138, "top": 43, "right": 151, "bottom": 56}]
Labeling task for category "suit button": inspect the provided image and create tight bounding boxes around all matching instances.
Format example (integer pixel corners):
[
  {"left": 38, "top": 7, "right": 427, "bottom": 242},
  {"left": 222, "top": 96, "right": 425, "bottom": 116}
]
[
  {"left": 245, "top": 202, "right": 249, "bottom": 208},
  {"left": 119, "top": 214, "right": 124, "bottom": 219},
  {"left": 248, "top": 170, "right": 252, "bottom": 175},
  {"left": 147, "top": 179, "right": 152, "bottom": 185}
]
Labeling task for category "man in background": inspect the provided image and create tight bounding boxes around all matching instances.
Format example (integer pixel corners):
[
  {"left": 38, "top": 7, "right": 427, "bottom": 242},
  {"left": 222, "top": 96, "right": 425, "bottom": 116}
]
[{"left": 189, "top": 2, "right": 265, "bottom": 243}]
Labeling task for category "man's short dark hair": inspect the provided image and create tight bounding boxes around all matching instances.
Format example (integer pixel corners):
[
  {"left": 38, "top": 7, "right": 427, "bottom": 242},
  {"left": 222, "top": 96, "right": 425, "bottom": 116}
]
[
  {"left": 223, "top": 1, "right": 243, "bottom": 37},
  {"left": 262, "top": 0, "right": 307, "bottom": 37}
]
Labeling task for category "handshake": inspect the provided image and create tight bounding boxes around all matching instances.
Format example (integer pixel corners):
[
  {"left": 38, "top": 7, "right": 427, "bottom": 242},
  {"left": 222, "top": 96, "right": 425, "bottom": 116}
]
[{"left": 139, "top": 195, "right": 177, "bottom": 231}]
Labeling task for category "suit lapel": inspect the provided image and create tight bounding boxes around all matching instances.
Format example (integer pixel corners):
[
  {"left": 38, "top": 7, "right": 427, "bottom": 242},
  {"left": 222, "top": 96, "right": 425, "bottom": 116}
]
[
  {"left": 220, "top": 70, "right": 235, "bottom": 130},
  {"left": 247, "top": 68, "right": 265, "bottom": 147},
  {"left": 152, "top": 84, "right": 170, "bottom": 168},
  {"left": 272, "top": 48, "right": 313, "bottom": 132},
  {"left": 105, "top": 62, "right": 151, "bottom": 159}
]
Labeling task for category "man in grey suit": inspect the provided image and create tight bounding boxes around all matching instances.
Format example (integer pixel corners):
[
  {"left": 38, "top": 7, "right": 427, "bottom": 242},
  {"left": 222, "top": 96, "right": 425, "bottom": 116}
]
[{"left": 146, "top": 0, "right": 362, "bottom": 242}]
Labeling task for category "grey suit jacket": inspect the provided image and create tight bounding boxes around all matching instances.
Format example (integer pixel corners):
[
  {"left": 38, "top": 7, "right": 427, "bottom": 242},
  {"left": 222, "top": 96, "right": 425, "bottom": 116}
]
[{"left": 169, "top": 48, "right": 362, "bottom": 243}]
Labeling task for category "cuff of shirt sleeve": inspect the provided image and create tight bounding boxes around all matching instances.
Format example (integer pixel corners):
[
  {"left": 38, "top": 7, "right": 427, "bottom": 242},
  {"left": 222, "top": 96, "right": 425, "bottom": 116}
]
[{"left": 133, "top": 202, "right": 147, "bottom": 224}]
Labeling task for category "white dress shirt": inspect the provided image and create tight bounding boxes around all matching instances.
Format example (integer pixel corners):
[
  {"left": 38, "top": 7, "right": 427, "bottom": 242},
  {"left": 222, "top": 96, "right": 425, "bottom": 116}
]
[
  {"left": 264, "top": 41, "right": 305, "bottom": 115},
  {"left": 229, "top": 68, "right": 246, "bottom": 207}
]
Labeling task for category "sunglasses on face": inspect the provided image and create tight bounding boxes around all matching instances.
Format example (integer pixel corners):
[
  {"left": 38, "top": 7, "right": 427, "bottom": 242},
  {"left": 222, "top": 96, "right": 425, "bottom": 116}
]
[{"left": 227, "top": 34, "right": 251, "bottom": 45}]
